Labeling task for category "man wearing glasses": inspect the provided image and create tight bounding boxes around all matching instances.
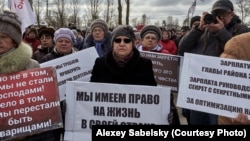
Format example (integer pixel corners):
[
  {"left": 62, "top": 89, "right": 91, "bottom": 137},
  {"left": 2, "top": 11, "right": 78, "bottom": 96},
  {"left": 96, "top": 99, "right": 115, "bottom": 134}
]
[{"left": 178, "top": 0, "right": 249, "bottom": 125}]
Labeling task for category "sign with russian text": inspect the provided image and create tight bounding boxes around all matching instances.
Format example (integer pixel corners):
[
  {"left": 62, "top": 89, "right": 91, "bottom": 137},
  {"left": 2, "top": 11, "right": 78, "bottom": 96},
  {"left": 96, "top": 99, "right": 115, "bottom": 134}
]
[
  {"left": 140, "top": 51, "right": 182, "bottom": 92},
  {"left": 64, "top": 81, "right": 170, "bottom": 141},
  {"left": 40, "top": 47, "right": 99, "bottom": 101},
  {"left": 177, "top": 53, "right": 250, "bottom": 118},
  {"left": 0, "top": 67, "right": 63, "bottom": 141}
]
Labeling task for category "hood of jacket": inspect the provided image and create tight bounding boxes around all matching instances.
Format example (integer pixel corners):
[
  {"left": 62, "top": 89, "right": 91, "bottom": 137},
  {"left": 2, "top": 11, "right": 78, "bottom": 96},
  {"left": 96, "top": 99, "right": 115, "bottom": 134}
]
[{"left": 0, "top": 42, "right": 33, "bottom": 73}]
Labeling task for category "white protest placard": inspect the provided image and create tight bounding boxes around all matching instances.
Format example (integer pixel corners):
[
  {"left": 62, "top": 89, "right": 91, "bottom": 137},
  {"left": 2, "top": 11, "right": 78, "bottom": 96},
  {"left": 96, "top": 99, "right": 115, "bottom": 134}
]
[
  {"left": 64, "top": 81, "right": 170, "bottom": 141},
  {"left": 140, "top": 51, "right": 183, "bottom": 92},
  {"left": 40, "top": 47, "right": 98, "bottom": 101},
  {"left": 177, "top": 53, "right": 250, "bottom": 118}
]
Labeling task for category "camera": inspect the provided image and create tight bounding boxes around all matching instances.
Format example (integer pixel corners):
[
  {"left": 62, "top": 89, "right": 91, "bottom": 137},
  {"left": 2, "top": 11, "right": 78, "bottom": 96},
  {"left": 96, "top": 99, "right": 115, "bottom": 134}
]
[{"left": 204, "top": 13, "right": 219, "bottom": 24}]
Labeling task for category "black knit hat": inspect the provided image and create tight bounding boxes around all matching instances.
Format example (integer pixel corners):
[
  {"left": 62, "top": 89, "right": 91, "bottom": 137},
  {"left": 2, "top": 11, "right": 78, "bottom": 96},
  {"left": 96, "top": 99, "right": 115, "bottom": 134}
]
[
  {"left": 0, "top": 10, "right": 22, "bottom": 44},
  {"left": 111, "top": 25, "right": 136, "bottom": 44},
  {"left": 190, "top": 16, "right": 201, "bottom": 27},
  {"left": 212, "top": 0, "right": 234, "bottom": 12},
  {"left": 90, "top": 19, "right": 108, "bottom": 34},
  {"left": 140, "top": 25, "right": 162, "bottom": 41}
]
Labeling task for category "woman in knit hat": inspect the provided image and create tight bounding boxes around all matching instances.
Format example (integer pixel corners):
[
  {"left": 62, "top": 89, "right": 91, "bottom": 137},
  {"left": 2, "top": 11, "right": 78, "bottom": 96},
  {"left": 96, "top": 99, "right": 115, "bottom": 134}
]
[
  {"left": 0, "top": 10, "right": 40, "bottom": 74},
  {"left": 32, "top": 27, "right": 55, "bottom": 63},
  {"left": 83, "top": 19, "right": 112, "bottom": 57},
  {"left": 41, "top": 27, "right": 78, "bottom": 63},
  {"left": 90, "top": 25, "right": 156, "bottom": 86},
  {"left": 137, "top": 25, "right": 165, "bottom": 53},
  {"left": 0, "top": 10, "right": 41, "bottom": 140},
  {"left": 137, "top": 25, "right": 180, "bottom": 125}
]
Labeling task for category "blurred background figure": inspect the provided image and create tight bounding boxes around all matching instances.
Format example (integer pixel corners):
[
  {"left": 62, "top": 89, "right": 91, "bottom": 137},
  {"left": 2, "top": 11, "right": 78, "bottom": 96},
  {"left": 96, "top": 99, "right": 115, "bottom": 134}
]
[
  {"left": 23, "top": 27, "right": 40, "bottom": 53},
  {"left": 134, "top": 31, "right": 141, "bottom": 47},
  {"left": 83, "top": 19, "right": 112, "bottom": 57},
  {"left": 160, "top": 29, "right": 177, "bottom": 55}
]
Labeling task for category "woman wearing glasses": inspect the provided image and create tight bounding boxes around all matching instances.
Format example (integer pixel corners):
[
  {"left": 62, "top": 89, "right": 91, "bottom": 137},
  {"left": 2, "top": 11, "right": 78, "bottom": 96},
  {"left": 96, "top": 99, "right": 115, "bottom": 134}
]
[
  {"left": 32, "top": 27, "right": 55, "bottom": 63},
  {"left": 90, "top": 25, "right": 156, "bottom": 86}
]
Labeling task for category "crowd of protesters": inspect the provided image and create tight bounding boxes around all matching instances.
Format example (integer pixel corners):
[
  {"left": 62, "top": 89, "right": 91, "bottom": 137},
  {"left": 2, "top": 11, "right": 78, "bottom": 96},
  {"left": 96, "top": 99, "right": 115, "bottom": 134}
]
[{"left": 1, "top": 0, "right": 250, "bottom": 141}]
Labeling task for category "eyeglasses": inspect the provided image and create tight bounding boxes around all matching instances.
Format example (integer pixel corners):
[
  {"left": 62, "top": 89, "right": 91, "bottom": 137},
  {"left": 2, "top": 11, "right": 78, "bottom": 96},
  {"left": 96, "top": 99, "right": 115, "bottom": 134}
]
[
  {"left": 114, "top": 38, "right": 132, "bottom": 43},
  {"left": 93, "top": 28, "right": 104, "bottom": 33},
  {"left": 40, "top": 36, "right": 52, "bottom": 40}
]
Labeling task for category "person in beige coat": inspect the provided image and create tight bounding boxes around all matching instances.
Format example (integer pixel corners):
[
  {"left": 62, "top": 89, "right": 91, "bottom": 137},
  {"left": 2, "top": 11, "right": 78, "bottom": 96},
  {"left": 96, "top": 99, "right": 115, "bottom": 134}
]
[{"left": 219, "top": 32, "right": 250, "bottom": 125}]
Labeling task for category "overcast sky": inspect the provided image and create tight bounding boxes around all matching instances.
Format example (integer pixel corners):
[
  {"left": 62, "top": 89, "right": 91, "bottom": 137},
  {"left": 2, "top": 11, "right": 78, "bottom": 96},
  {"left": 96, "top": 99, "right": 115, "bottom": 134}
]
[
  {"left": 3, "top": 0, "right": 242, "bottom": 26},
  {"left": 129, "top": 0, "right": 239, "bottom": 24}
]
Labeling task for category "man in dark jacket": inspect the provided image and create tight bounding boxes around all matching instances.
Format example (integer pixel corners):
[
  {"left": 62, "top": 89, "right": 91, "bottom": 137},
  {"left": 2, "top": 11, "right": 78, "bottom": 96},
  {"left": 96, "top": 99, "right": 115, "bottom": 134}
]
[{"left": 178, "top": 0, "right": 249, "bottom": 125}]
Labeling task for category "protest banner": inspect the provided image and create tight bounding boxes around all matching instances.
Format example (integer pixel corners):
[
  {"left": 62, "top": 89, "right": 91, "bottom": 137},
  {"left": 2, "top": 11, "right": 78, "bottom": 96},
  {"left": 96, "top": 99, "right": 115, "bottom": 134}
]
[
  {"left": 177, "top": 53, "right": 250, "bottom": 118},
  {"left": 40, "top": 47, "right": 98, "bottom": 101},
  {"left": 140, "top": 51, "right": 183, "bottom": 92},
  {"left": 64, "top": 81, "right": 171, "bottom": 141},
  {"left": 0, "top": 67, "right": 62, "bottom": 140}
]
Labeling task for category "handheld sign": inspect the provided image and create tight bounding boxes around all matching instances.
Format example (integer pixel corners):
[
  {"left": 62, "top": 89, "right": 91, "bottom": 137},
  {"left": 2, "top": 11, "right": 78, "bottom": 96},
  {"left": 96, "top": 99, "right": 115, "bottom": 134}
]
[{"left": 0, "top": 67, "right": 63, "bottom": 141}]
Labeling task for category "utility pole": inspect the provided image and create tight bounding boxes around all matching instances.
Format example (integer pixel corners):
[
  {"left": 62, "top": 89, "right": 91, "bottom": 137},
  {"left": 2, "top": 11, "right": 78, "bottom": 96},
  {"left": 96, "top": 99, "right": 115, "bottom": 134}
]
[{"left": 46, "top": 0, "right": 48, "bottom": 17}]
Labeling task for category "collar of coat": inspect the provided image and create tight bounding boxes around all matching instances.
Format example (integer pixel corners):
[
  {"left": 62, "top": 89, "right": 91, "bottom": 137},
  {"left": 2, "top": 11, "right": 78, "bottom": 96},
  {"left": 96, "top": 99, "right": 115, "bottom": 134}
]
[{"left": 0, "top": 42, "right": 33, "bottom": 73}]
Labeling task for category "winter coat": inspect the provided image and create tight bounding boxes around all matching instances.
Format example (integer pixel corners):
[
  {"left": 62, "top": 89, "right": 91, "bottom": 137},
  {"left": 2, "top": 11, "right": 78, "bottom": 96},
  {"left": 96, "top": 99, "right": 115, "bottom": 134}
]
[
  {"left": 83, "top": 31, "right": 112, "bottom": 57},
  {"left": 23, "top": 37, "right": 41, "bottom": 53},
  {"left": 160, "top": 39, "right": 177, "bottom": 55},
  {"left": 178, "top": 15, "right": 249, "bottom": 57},
  {"left": 0, "top": 42, "right": 39, "bottom": 73},
  {"left": 90, "top": 48, "right": 157, "bottom": 86},
  {"left": 41, "top": 47, "right": 78, "bottom": 63},
  {"left": 32, "top": 45, "right": 54, "bottom": 63},
  {"left": 219, "top": 32, "right": 250, "bottom": 125},
  {"left": 178, "top": 15, "right": 249, "bottom": 125}
]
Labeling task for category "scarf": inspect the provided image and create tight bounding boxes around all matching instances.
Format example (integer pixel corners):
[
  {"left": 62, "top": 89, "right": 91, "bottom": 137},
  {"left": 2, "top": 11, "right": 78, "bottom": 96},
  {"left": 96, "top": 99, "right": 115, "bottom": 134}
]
[
  {"left": 94, "top": 38, "right": 106, "bottom": 57},
  {"left": 113, "top": 50, "right": 134, "bottom": 68}
]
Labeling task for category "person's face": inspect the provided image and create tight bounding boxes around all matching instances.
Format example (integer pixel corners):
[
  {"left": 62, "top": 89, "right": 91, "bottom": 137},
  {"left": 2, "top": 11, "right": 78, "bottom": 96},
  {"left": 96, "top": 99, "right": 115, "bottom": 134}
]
[
  {"left": 28, "top": 32, "right": 36, "bottom": 39},
  {"left": 113, "top": 36, "right": 133, "bottom": 59},
  {"left": 192, "top": 21, "right": 200, "bottom": 28},
  {"left": 162, "top": 31, "right": 169, "bottom": 40},
  {"left": 40, "top": 35, "right": 54, "bottom": 48},
  {"left": 135, "top": 38, "right": 141, "bottom": 46},
  {"left": 141, "top": 33, "right": 158, "bottom": 51},
  {"left": 92, "top": 27, "right": 105, "bottom": 41},
  {"left": 0, "top": 32, "right": 16, "bottom": 54},
  {"left": 55, "top": 37, "right": 73, "bottom": 54},
  {"left": 214, "top": 10, "right": 234, "bottom": 26}
]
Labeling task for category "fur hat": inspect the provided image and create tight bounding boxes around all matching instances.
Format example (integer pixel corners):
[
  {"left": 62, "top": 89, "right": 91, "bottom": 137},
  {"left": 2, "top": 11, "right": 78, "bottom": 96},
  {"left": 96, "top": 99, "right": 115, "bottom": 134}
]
[
  {"left": 0, "top": 10, "right": 22, "bottom": 44},
  {"left": 140, "top": 25, "right": 162, "bottom": 41},
  {"left": 90, "top": 19, "right": 108, "bottom": 34},
  {"left": 54, "top": 28, "right": 75, "bottom": 44},
  {"left": 38, "top": 27, "right": 55, "bottom": 38},
  {"left": 212, "top": 0, "right": 234, "bottom": 12},
  {"left": 111, "top": 25, "right": 136, "bottom": 44}
]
